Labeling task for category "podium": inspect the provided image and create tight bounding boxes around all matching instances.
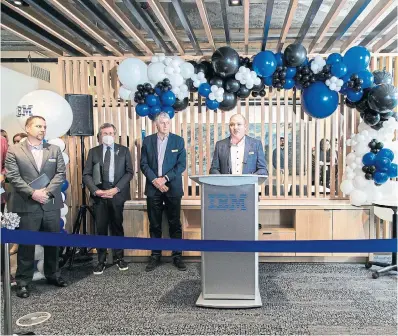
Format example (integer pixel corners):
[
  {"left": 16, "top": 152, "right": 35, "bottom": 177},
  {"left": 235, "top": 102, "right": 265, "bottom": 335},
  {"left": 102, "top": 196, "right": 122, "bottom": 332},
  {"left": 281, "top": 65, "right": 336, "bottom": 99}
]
[{"left": 189, "top": 174, "right": 267, "bottom": 308}]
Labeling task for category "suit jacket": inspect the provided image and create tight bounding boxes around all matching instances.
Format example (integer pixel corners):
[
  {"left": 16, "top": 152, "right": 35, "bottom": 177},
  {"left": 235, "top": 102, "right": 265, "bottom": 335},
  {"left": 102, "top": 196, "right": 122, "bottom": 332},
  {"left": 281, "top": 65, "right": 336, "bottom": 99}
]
[
  {"left": 140, "top": 133, "right": 186, "bottom": 197},
  {"left": 83, "top": 143, "right": 134, "bottom": 202},
  {"left": 209, "top": 135, "right": 268, "bottom": 175},
  {"left": 5, "top": 141, "right": 66, "bottom": 213}
]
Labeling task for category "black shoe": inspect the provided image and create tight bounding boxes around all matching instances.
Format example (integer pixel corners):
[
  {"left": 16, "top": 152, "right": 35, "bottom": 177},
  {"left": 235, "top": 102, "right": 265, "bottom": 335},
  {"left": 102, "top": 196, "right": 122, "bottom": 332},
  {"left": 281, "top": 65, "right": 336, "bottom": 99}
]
[
  {"left": 173, "top": 257, "right": 187, "bottom": 271},
  {"left": 145, "top": 257, "right": 161, "bottom": 272},
  {"left": 117, "top": 259, "right": 128, "bottom": 271},
  {"left": 93, "top": 263, "right": 105, "bottom": 275},
  {"left": 16, "top": 286, "right": 30, "bottom": 298},
  {"left": 47, "top": 277, "right": 68, "bottom": 287}
]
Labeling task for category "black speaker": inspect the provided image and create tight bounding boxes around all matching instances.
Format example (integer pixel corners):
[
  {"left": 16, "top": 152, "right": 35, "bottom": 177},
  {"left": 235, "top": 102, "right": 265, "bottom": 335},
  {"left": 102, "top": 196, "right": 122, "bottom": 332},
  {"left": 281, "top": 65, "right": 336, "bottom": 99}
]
[{"left": 65, "top": 94, "right": 94, "bottom": 136}]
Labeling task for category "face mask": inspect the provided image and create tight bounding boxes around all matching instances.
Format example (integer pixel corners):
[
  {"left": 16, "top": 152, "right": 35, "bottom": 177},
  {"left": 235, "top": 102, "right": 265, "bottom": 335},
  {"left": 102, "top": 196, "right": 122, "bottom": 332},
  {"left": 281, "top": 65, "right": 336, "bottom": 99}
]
[{"left": 102, "top": 135, "right": 114, "bottom": 146}]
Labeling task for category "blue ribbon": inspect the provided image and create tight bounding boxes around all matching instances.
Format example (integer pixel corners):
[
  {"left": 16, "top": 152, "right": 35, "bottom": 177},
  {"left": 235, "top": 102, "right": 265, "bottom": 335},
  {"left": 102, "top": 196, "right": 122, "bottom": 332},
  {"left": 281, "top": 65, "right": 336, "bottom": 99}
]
[{"left": 1, "top": 229, "right": 397, "bottom": 253}]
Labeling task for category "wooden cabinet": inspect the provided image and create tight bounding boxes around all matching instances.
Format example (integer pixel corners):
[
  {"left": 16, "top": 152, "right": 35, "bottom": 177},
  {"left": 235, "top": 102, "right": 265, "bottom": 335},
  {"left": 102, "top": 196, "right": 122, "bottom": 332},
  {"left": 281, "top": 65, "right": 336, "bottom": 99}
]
[
  {"left": 332, "top": 209, "right": 370, "bottom": 256},
  {"left": 295, "top": 209, "right": 333, "bottom": 256},
  {"left": 183, "top": 230, "right": 201, "bottom": 257},
  {"left": 259, "top": 228, "right": 295, "bottom": 257},
  {"left": 123, "top": 209, "right": 150, "bottom": 257}
]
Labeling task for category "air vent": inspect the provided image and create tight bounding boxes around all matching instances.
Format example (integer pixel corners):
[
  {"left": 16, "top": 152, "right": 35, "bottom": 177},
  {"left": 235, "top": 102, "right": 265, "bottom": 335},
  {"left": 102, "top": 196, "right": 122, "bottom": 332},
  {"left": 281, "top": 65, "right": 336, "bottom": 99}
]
[{"left": 31, "top": 63, "right": 50, "bottom": 83}]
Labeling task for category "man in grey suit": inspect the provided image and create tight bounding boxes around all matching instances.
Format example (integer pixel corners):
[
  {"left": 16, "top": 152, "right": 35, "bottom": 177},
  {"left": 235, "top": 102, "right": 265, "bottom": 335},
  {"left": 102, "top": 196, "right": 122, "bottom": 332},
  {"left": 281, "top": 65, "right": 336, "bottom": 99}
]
[
  {"left": 210, "top": 114, "right": 268, "bottom": 175},
  {"left": 5, "top": 116, "right": 67, "bottom": 298},
  {"left": 83, "top": 123, "right": 134, "bottom": 275}
]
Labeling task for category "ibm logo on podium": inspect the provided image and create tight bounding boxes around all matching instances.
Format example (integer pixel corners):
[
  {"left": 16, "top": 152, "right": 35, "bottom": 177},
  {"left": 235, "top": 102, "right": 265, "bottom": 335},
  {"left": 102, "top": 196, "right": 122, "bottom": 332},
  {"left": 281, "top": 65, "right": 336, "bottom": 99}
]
[
  {"left": 16, "top": 105, "right": 33, "bottom": 118},
  {"left": 208, "top": 193, "right": 247, "bottom": 211}
]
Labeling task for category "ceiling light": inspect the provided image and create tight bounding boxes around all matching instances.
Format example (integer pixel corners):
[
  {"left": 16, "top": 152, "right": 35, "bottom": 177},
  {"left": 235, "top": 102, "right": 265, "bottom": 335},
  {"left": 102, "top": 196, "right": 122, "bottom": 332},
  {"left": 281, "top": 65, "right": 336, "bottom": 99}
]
[
  {"left": 11, "top": 0, "right": 28, "bottom": 6},
  {"left": 13, "top": 0, "right": 23, "bottom": 5},
  {"left": 229, "top": 0, "right": 242, "bottom": 6}
]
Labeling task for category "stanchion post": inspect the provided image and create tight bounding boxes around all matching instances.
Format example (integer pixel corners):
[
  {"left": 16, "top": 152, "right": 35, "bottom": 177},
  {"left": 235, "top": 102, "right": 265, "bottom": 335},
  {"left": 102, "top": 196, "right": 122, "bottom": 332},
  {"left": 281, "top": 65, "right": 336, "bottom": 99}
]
[{"left": 3, "top": 242, "right": 13, "bottom": 335}]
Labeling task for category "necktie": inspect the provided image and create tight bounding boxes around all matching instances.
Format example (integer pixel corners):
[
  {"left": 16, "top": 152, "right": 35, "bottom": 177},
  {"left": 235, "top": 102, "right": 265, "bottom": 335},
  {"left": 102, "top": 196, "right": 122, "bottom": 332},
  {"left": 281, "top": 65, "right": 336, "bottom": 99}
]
[{"left": 103, "top": 146, "right": 111, "bottom": 182}]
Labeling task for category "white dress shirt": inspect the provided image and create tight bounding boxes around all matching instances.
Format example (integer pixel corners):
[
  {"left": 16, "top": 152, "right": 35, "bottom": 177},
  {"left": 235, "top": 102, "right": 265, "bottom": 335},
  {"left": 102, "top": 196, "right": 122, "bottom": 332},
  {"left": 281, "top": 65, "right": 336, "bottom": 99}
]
[
  {"left": 27, "top": 140, "right": 43, "bottom": 170},
  {"left": 230, "top": 136, "right": 245, "bottom": 175}
]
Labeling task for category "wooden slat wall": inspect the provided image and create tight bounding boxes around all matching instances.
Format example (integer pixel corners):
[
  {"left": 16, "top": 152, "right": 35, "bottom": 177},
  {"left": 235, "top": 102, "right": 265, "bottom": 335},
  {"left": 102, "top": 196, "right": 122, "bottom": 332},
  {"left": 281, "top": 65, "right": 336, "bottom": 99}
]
[{"left": 57, "top": 56, "right": 398, "bottom": 220}]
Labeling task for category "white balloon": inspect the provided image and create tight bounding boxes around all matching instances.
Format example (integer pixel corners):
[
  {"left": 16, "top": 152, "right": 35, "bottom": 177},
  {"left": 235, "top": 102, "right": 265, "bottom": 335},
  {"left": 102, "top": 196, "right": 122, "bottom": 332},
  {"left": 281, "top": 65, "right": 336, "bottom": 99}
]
[
  {"left": 346, "top": 152, "right": 356, "bottom": 164},
  {"left": 158, "top": 55, "right": 166, "bottom": 62},
  {"left": 241, "top": 79, "right": 246, "bottom": 85},
  {"left": 338, "top": 79, "right": 344, "bottom": 86},
  {"left": 37, "top": 260, "right": 44, "bottom": 274},
  {"left": 180, "top": 62, "right": 195, "bottom": 79},
  {"left": 16, "top": 90, "right": 73, "bottom": 140},
  {"left": 147, "top": 62, "right": 166, "bottom": 84},
  {"left": 172, "top": 56, "right": 184, "bottom": 65},
  {"left": 211, "top": 85, "right": 218, "bottom": 93},
  {"left": 165, "top": 66, "right": 174, "bottom": 75},
  {"left": 374, "top": 206, "right": 394, "bottom": 221},
  {"left": 118, "top": 86, "right": 132, "bottom": 101},
  {"left": 254, "top": 77, "right": 261, "bottom": 85},
  {"left": 193, "top": 80, "right": 201, "bottom": 88},
  {"left": 197, "top": 72, "right": 205, "bottom": 80},
  {"left": 325, "top": 79, "right": 331, "bottom": 86},
  {"left": 355, "top": 157, "right": 363, "bottom": 165},
  {"left": 315, "top": 55, "right": 323, "bottom": 63},
  {"left": 218, "top": 88, "right": 224, "bottom": 94},
  {"left": 209, "top": 93, "right": 216, "bottom": 100},
  {"left": 246, "top": 82, "right": 254, "bottom": 89},
  {"left": 168, "top": 73, "right": 184, "bottom": 88},
  {"left": 350, "top": 189, "right": 367, "bottom": 206},
  {"left": 216, "top": 95, "right": 224, "bottom": 103},
  {"left": 174, "top": 67, "right": 181, "bottom": 74},
  {"left": 345, "top": 166, "right": 353, "bottom": 173},
  {"left": 62, "top": 152, "right": 69, "bottom": 165},
  {"left": 330, "top": 83, "right": 337, "bottom": 91},
  {"left": 331, "top": 76, "right": 338, "bottom": 83},
  {"left": 349, "top": 162, "right": 357, "bottom": 170},
  {"left": 236, "top": 73, "right": 243, "bottom": 81},
  {"left": 200, "top": 78, "right": 207, "bottom": 84},
  {"left": 172, "top": 87, "right": 180, "bottom": 94},
  {"left": 151, "top": 56, "right": 159, "bottom": 63},
  {"left": 239, "top": 66, "right": 246, "bottom": 72},
  {"left": 180, "top": 84, "right": 188, "bottom": 92},
  {"left": 250, "top": 71, "right": 257, "bottom": 78},
  {"left": 117, "top": 58, "right": 148, "bottom": 91},
  {"left": 171, "top": 59, "right": 180, "bottom": 68},
  {"left": 346, "top": 171, "right": 356, "bottom": 180},
  {"left": 340, "top": 180, "right": 354, "bottom": 194},
  {"left": 164, "top": 58, "right": 172, "bottom": 66},
  {"left": 61, "top": 204, "right": 68, "bottom": 217},
  {"left": 48, "top": 138, "right": 66, "bottom": 152},
  {"left": 61, "top": 215, "right": 67, "bottom": 227},
  {"left": 191, "top": 73, "right": 198, "bottom": 81},
  {"left": 353, "top": 175, "right": 368, "bottom": 189},
  {"left": 177, "top": 93, "right": 185, "bottom": 101},
  {"left": 34, "top": 245, "right": 44, "bottom": 260},
  {"left": 61, "top": 193, "right": 66, "bottom": 202}
]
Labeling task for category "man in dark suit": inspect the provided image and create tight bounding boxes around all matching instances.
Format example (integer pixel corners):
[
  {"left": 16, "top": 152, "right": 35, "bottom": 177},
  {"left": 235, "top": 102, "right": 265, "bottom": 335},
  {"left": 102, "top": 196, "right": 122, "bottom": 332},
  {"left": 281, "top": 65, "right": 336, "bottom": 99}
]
[
  {"left": 5, "top": 116, "right": 67, "bottom": 298},
  {"left": 210, "top": 114, "right": 268, "bottom": 175},
  {"left": 83, "top": 123, "right": 134, "bottom": 275},
  {"left": 140, "top": 112, "right": 187, "bottom": 272}
]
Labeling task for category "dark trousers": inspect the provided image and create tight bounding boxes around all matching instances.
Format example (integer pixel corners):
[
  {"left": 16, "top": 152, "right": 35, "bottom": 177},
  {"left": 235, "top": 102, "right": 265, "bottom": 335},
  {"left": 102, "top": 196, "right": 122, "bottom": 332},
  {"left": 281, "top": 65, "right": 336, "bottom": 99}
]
[
  {"left": 16, "top": 209, "right": 60, "bottom": 287},
  {"left": 147, "top": 191, "right": 182, "bottom": 257},
  {"left": 93, "top": 196, "right": 125, "bottom": 263}
]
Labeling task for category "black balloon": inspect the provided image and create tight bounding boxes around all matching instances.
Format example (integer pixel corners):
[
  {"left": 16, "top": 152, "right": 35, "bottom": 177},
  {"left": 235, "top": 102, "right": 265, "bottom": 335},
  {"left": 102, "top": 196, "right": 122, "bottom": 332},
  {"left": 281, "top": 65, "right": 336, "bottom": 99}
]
[
  {"left": 259, "top": 90, "right": 266, "bottom": 97},
  {"left": 365, "top": 173, "right": 373, "bottom": 180},
  {"left": 284, "top": 44, "right": 307, "bottom": 67},
  {"left": 219, "top": 92, "right": 238, "bottom": 111},
  {"left": 252, "top": 78, "right": 265, "bottom": 92},
  {"left": 345, "top": 98, "right": 357, "bottom": 109},
  {"left": 224, "top": 78, "right": 240, "bottom": 93},
  {"left": 380, "top": 111, "right": 394, "bottom": 121},
  {"left": 186, "top": 79, "right": 198, "bottom": 92},
  {"left": 373, "top": 69, "right": 393, "bottom": 85},
  {"left": 237, "top": 85, "right": 251, "bottom": 99},
  {"left": 363, "top": 109, "right": 380, "bottom": 126},
  {"left": 210, "top": 77, "right": 224, "bottom": 88},
  {"left": 211, "top": 46, "right": 240, "bottom": 78},
  {"left": 173, "top": 98, "right": 189, "bottom": 112},
  {"left": 252, "top": 91, "right": 259, "bottom": 98},
  {"left": 368, "top": 84, "right": 398, "bottom": 113}
]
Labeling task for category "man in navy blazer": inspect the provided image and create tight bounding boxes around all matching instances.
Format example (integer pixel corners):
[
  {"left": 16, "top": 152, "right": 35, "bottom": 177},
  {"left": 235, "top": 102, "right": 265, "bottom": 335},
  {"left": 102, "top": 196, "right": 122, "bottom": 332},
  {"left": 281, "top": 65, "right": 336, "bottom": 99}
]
[
  {"left": 210, "top": 114, "right": 268, "bottom": 175},
  {"left": 140, "top": 112, "right": 187, "bottom": 272}
]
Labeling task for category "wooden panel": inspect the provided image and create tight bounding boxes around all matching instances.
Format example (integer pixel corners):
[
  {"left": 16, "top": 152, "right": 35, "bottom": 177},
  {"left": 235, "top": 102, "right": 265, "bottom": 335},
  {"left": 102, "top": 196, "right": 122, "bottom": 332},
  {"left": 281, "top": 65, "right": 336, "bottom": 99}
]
[
  {"left": 295, "top": 209, "right": 333, "bottom": 256},
  {"left": 123, "top": 209, "right": 150, "bottom": 257},
  {"left": 183, "top": 230, "right": 201, "bottom": 257},
  {"left": 332, "top": 209, "right": 370, "bottom": 256},
  {"left": 259, "top": 230, "right": 295, "bottom": 257}
]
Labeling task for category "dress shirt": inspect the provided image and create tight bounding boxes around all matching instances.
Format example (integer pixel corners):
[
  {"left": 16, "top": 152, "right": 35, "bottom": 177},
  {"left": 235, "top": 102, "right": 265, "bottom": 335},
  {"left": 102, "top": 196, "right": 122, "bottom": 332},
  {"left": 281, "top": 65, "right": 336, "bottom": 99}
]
[
  {"left": 230, "top": 136, "right": 245, "bottom": 175},
  {"left": 27, "top": 140, "right": 43, "bottom": 170},
  {"left": 157, "top": 134, "right": 169, "bottom": 178}
]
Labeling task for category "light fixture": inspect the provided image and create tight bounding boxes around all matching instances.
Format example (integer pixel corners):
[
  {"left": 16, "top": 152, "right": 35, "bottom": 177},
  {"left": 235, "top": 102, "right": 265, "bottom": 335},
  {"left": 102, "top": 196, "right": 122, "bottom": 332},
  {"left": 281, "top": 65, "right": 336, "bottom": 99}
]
[
  {"left": 11, "top": 0, "right": 28, "bottom": 6},
  {"left": 229, "top": 0, "right": 242, "bottom": 6},
  {"left": 13, "top": 0, "right": 23, "bottom": 5}
]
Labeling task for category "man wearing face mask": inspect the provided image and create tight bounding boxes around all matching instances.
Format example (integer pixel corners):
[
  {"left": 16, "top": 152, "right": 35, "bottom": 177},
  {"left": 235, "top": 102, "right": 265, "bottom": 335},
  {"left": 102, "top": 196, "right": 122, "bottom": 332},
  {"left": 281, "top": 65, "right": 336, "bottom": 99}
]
[
  {"left": 210, "top": 114, "right": 267, "bottom": 175},
  {"left": 83, "top": 123, "right": 134, "bottom": 275}
]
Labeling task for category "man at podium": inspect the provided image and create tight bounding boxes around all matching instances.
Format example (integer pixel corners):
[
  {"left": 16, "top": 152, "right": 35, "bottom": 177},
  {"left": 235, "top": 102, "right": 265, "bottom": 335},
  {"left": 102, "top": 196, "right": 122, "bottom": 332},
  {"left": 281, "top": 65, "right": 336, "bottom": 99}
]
[{"left": 209, "top": 114, "right": 267, "bottom": 175}]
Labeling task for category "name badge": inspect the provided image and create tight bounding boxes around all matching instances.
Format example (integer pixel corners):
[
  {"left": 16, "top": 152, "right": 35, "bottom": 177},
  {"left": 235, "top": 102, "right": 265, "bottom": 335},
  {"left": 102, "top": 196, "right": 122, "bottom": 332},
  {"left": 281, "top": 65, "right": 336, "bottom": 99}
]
[
  {"left": 49, "top": 158, "right": 56, "bottom": 162},
  {"left": 249, "top": 151, "right": 254, "bottom": 155},
  {"left": 171, "top": 149, "right": 178, "bottom": 153}
]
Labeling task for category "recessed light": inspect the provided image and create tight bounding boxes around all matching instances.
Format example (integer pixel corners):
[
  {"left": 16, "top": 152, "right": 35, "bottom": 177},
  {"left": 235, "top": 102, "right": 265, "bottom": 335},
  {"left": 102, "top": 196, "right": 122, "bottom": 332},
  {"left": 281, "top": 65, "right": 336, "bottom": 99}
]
[
  {"left": 13, "top": 0, "right": 23, "bottom": 5},
  {"left": 229, "top": 0, "right": 242, "bottom": 6}
]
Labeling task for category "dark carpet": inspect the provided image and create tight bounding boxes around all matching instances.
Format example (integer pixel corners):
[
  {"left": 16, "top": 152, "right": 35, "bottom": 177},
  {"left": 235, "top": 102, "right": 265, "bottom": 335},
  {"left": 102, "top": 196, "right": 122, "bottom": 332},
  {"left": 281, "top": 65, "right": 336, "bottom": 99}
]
[{"left": 2, "top": 259, "right": 397, "bottom": 335}]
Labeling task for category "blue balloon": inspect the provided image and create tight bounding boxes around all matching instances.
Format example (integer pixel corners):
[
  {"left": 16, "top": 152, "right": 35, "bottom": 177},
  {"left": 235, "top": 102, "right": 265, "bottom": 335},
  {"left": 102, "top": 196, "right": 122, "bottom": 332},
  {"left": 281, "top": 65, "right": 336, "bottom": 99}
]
[
  {"left": 326, "top": 53, "right": 343, "bottom": 65},
  {"left": 362, "top": 152, "right": 376, "bottom": 166},
  {"left": 295, "top": 81, "right": 303, "bottom": 90},
  {"left": 206, "top": 98, "right": 220, "bottom": 110},
  {"left": 378, "top": 148, "right": 394, "bottom": 161},
  {"left": 286, "top": 67, "right": 297, "bottom": 79},
  {"left": 198, "top": 83, "right": 211, "bottom": 97},
  {"left": 61, "top": 229, "right": 68, "bottom": 234},
  {"left": 274, "top": 52, "right": 284, "bottom": 66},
  {"left": 59, "top": 218, "right": 64, "bottom": 230},
  {"left": 252, "top": 51, "right": 277, "bottom": 78},
  {"left": 155, "top": 87, "right": 162, "bottom": 96},
  {"left": 374, "top": 171, "right": 389, "bottom": 184},
  {"left": 341, "top": 73, "right": 351, "bottom": 83},
  {"left": 357, "top": 70, "right": 374, "bottom": 89},
  {"left": 302, "top": 82, "right": 339, "bottom": 119},
  {"left": 149, "top": 105, "right": 161, "bottom": 115},
  {"left": 283, "top": 78, "right": 295, "bottom": 90},
  {"left": 162, "top": 105, "right": 175, "bottom": 119},
  {"left": 161, "top": 91, "right": 176, "bottom": 106},
  {"left": 136, "top": 103, "right": 150, "bottom": 117},
  {"left": 148, "top": 113, "right": 156, "bottom": 121},
  {"left": 346, "top": 89, "right": 363, "bottom": 102},
  {"left": 302, "top": 58, "right": 309, "bottom": 65},
  {"left": 264, "top": 76, "right": 273, "bottom": 86},
  {"left": 331, "top": 62, "right": 347, "bottom": 78},
  {"left": 340, "top": 82, "right": 348, "bottom": 95},
  {"left": 387, "top": 163, "right": 398, "bottom": 178},
  {"left": 343, "top": 46, "right": 371, "bottom": 74},
  {"left": 375, "top": 156, "right": 391, "bottom": 172},
  {"left": 61, "top": 180, "right": 69, "bottom": 192},
  {"left": 145, "top": 94, "right": 158, "bottom": 107}
]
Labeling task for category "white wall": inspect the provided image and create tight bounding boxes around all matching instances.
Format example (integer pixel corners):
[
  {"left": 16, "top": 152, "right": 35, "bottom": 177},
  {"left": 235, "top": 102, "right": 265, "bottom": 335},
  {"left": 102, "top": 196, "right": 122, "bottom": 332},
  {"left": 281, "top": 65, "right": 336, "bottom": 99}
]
[{"left": 1, "top": 66, "right": 39, "bottom": 138}]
